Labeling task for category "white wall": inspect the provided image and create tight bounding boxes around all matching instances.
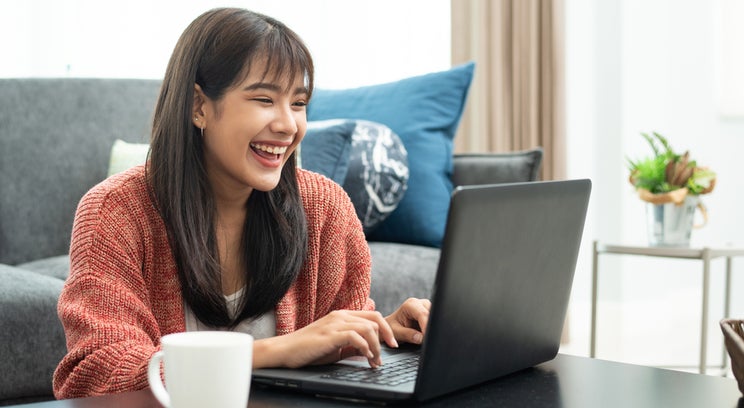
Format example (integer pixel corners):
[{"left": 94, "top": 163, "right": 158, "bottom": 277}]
[
  {"left": 566, "top": 0, "right": 744, "bottom": 365},
  {"left": 0, "top": 0, "right": 451, "bottom": 88}
]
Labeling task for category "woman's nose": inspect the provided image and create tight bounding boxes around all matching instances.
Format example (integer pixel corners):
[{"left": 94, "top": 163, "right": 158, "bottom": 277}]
[{"left": 270, "top": 105, "right": 299, "bottom": 135}]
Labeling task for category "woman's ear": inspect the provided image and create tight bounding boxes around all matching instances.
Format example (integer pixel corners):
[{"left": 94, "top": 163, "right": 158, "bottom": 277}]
[{"left": 192, "top": 84, "right": 207, "bottom": 129}]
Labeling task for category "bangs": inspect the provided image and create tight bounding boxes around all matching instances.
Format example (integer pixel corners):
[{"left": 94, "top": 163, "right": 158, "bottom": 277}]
[{"left": 239, "top": 26, "right": 314, "bottom": 98}]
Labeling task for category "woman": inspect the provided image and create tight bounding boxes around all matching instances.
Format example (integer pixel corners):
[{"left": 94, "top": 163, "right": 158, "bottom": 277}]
[{"left": 53, "top": 8, "right": 429, "bottom": 399}]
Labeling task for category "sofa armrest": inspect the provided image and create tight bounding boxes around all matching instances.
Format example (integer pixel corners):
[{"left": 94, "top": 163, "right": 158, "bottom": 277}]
[
  {"left": 452, "top": 147, "right": 543, "bottom": 187},
  {"left": 0, "top": 263, "right": 66, "bottom": 404}
]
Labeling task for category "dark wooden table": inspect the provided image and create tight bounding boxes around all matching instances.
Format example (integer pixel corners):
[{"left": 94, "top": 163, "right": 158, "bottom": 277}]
[{"left": 13, "top": 354, "right": 744, "bottom": 407}]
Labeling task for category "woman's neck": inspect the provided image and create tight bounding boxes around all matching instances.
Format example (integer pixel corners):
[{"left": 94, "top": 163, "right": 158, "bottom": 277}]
[{"left": 213, "top": 190, "right": 250, "bottom": 297}]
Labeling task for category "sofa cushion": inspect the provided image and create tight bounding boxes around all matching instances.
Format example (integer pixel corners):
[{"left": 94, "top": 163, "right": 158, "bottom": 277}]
[
  {"left": 17, "top": 255, "right": 70, "bottom": 281},
  {"left": 0, "top": 263, "right": 66, "bottom": 402},
  {"left": 452, "top": 148, "right": 544, "bottom": 187},
  {"left": 300, "top": 119, "right": 355, "bottom": 185},
  {"left": 368, "top": 242, "right": 440, "bottom": 316},
  {"left": 342, "top": 120, "right": 408, "bottom": 233},
  {"left": 108, "top": 139, "right": 150, "bottom": 177},
  {"left": 308, "top": 63, "right": 475, "bottom": 248}
]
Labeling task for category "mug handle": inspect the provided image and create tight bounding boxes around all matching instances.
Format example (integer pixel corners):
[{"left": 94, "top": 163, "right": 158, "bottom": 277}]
[{"left": 147, "top": 351, "right": 171, "bottom": 407}]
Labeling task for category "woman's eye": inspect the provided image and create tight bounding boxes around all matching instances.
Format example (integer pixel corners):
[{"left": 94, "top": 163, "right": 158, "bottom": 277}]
[
  {"left": 253, "top": 98, "right": 272, "bottom": 104},
  {"left": 293, "top": 100, "right": 308, "bottom": 108}
]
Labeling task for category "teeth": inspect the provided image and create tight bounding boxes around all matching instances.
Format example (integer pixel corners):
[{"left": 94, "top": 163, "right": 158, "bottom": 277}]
[{"left": 251, "top": 143, "right": 287, "bottom": 155}]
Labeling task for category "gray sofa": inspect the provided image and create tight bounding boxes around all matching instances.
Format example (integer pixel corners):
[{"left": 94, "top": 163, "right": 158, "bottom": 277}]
[{"left": 0, "top": 78, "right": 542, "bottom": 405}]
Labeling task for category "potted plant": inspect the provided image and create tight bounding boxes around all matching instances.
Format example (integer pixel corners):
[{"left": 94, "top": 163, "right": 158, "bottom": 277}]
[{"left": 627, "top": 132, "right": 716, "bottom": 246}]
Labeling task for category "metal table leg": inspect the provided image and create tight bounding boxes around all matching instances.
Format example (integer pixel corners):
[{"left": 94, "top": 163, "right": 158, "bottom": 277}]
[
  {"left": 722, "top": 256, "right": 733, "bottom": 374},
  {"left": 590, "top": 241, "right": 599, "bottom": 358},
  {"left": 700, "top": 248, "right": 711, "bottom": 374}
]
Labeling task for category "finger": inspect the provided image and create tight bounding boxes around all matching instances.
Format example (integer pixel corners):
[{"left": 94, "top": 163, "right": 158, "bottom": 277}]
[
  {"left": 376, "top": 318, "right": 398, "bottom": 349},
  {"left": 325, "top": 310, "right": 393, "bottom": 362},
  {"left": 338, "top": 345, "right": 362, "bottom": 360},
  {"left": 334, "top": 328, "right": 380, "bottom": 367},
  {"left": 394, "top": 326, "right": 425, "bottom": 345},
  {"left": 403, "top": 298, "right": 431, "bottom": 335},
  {"left": 337, "top": 320, "right": 386, "bottom": 367},
  {"left": 355, "top": 322, "right": 384, "bottom": 366},
  {"left": 349, "top": 310, "right": 398, "bottom": 349},
  {"left": 418, "top": 316, "right": 430, "bottom": 335},
  {"left": 415, "top": 300, "right": 431, "bottom": 335},
  {"left": 402, "top": 297, "right": 430, "bottom": 315}
]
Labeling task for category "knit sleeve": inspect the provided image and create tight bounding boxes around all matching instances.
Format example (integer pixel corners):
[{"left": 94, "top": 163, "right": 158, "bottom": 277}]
[
  {"left": 53, "top": 181, "right": 165, "bottom": 399},
  {"left": 337, "top": 200, "right": 376, "bottom": 312},
  {"left": 324, "top": 193, "right": 376, "bottom": 313},
  {"left": 297, "top": 170, "right": 375, "bottom": 319}
]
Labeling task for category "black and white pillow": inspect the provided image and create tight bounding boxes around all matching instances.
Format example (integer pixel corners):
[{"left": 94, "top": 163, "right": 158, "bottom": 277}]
[{"left": 342, "top": 120, "right": 409, "bottom": 233}]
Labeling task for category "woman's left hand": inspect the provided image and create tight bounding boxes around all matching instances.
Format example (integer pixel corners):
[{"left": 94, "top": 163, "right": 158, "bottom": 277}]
[{"left": 385, "top": 297, "right": 431, "bottom": 345}]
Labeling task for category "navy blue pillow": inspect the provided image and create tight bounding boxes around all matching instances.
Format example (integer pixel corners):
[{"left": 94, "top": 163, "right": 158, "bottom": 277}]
[
  {"left": 308, "top": 63, "right": 475, "bottom": 247},
  {"left": 299, "top": 119, "right": 356, "bottom": 185}
]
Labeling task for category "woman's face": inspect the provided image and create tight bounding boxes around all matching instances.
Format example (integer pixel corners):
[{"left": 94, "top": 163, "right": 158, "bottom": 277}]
[{"left": 195, "top": 65, "right": 308, "bottom": 198}]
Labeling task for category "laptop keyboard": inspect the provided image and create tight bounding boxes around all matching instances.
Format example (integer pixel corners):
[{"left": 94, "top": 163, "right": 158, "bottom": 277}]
[{"left": 321, "top": 354, "right": 420, "bottom": 386}]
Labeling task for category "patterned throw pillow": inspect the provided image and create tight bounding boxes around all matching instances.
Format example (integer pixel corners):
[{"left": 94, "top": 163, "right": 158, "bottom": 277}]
[
  {"left": 342, "top": 120, "right": 408, "bottom": 233},
  {"left": 308, "top": 62, "right": 475, "bottom": 247},
  {"left": 300, "top": 120, "right": 355, "bottom": 185}
]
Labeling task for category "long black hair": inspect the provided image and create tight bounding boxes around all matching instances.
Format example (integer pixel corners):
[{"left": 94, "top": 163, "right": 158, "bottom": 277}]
[{"left": 147, "top": 8, "right": 313, "bottom": 328}]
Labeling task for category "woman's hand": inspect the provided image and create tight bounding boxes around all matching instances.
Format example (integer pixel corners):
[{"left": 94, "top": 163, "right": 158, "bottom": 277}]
[
  {"left": 385, "top": 297, "right": 431, "bottom": 345},
  {"left": 255, "top": 310, "right": 397, "bottom": 369}
]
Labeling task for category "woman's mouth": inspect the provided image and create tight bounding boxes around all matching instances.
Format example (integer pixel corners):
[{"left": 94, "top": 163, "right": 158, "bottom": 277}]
[
  {"left": 249, "top": 142, "right": 289, "bottom": 168},
  {"left": 250, "top": 142, "right": 288, "bottom": 159}
]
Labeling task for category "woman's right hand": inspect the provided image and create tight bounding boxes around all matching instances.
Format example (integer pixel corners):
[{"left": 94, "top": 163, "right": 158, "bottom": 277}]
[{"left": 253, "top": 310, "right": 398, "bottom": 369}]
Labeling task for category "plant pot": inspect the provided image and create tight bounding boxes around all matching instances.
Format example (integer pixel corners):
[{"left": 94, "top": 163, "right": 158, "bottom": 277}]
[{"left": 645, "top": 195, "right": 705, "bottom": 247}]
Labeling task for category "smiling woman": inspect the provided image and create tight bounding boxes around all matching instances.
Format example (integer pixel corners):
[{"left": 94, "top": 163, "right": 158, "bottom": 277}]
[
  {"left": 1, "top": 0, "right": 450, "bottom": 88},
  {"left": 51, "top": 7, "right": 432, "bottom": 400}
]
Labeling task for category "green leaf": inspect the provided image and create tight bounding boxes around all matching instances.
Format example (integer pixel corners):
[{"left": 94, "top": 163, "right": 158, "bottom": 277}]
[{"left": 628, "top": 131, "right": 716, "bottom": 196}]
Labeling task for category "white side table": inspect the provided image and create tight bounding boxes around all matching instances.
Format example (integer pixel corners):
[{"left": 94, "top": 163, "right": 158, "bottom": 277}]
[{"left": 590, "top": 240, "right": 744, "bottom": 374}]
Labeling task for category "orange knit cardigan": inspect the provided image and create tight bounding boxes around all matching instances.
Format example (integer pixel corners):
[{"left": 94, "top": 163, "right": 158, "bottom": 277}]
[{"left": 53, "top": 165, "right": 374, "bottom": 399}]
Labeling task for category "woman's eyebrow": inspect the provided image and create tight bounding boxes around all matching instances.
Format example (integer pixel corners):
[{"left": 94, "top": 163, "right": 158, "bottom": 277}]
[
  {"left": 242, "top": 83, "right": 308, "bottom": 96},
  {"left": 242, "top": 82, "right": 281, "bottom": 92}
]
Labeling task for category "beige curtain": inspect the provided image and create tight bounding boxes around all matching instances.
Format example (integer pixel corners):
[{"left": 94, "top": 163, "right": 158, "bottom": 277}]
[{"left": 451, "top": 0, "right": 565, "bottom": 181}]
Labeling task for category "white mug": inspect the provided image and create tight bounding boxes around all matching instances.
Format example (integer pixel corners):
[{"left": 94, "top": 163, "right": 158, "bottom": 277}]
[{"left": 147, "top": 331, "right": 253, "bottom": 408}]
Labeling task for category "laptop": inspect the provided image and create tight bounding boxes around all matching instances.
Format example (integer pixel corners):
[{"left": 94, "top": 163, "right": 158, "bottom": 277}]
[{"left": 253, "top": 179, "right": 592, "bottom": 402}]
